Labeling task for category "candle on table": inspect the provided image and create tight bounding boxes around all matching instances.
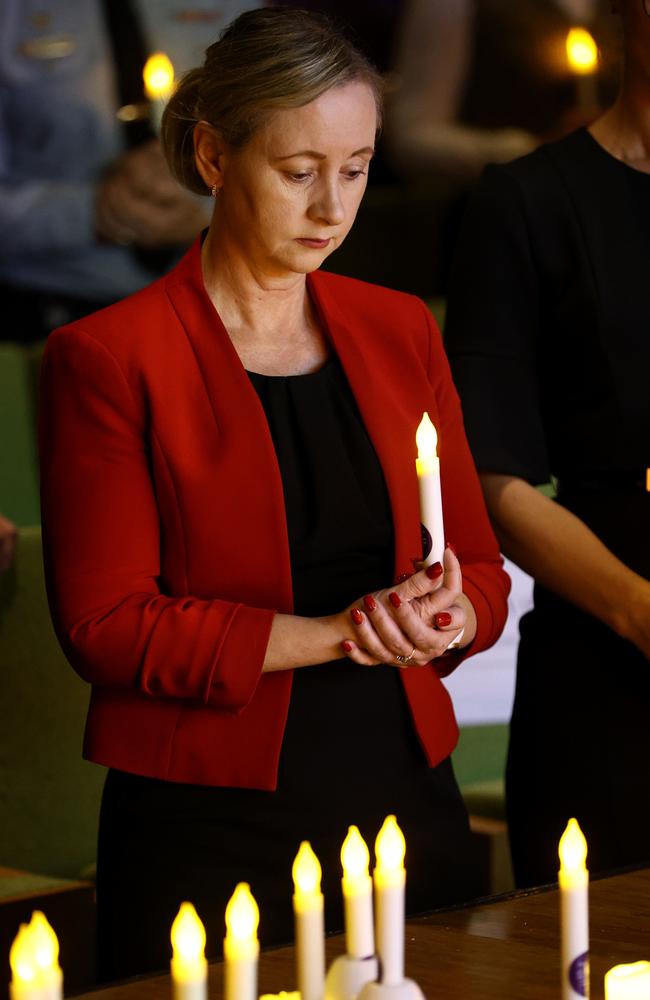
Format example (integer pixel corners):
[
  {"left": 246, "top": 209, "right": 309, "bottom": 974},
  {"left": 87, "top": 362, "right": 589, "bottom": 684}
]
[
  {"left": 605, "top": 962, "right": 650, "bottom": 999},
  {"left": 224, "top": 883, "right": 259, "bottom": 1000},
  {"left": 170, "top": 902, "right": 207, "bottom": 1000},
  {"left": 9, "top": 911, "right": 63, "bottom": 1000},
  {"left": 143, "top": 52, "right": 175, "bottom": 132},
  {"left": 341, "top": 826, "right": 374, "bottom": 960},
  {"left": 559, "top": 818, "right": 590, "bottom": 1000},
  {"left": 373, "top": 816, "right": 407, "bottom": 988},
  {"left": 565, "top": 27, "right": 598, "bottom": 113},
  {"left": 415, "top": 412, "right": 444, "bottom": 568},
  {"left": 292, "top": 841, "right": 325, "bottom": 1000}
]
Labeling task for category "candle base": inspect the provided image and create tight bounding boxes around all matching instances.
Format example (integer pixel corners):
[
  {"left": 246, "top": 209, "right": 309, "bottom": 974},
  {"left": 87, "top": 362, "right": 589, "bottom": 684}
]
[
  {"left": 357, "top": 978, "right": 425, "bottom": 1000},
  {"left": 325, "top": 954, "right": 379, "bottom": 1000}
]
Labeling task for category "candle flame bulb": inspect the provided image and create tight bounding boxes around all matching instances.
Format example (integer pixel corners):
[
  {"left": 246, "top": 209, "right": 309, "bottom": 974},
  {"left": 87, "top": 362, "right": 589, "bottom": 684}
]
[
  {"left": 172, "top": 903, "right": 206, "bottom": 964},
  {"left": 9, "top": 925, "right": 36, "bottom": 983},
  {"left": 225, "top": 883, "right": 259, "bottom": 945},
  {"left": 416, "top": 412, "right": 438, "bottom": 461},
  {"left": 341, "top": 826, "right": 370, "bottom": 886},
  {"left": 143, "top": 52, "right": 175, "bottom": 100},
  {"left": 375, "top": 816, "right": 406, "bottom": 886},
  {"left": 605, "top": 961, "right": 650, "bottom": 999},
  {"left": 29, "top": 912, "right": 59, "bottom": 973},
  {"left": 559, "top": 818, "right": 588, "bottom": 878},
  {"left": 292, "top": 842, "right": 322, "bottom": 897},
  {"left": 566, "top": 27, "right": 598, "bottom": 74}
]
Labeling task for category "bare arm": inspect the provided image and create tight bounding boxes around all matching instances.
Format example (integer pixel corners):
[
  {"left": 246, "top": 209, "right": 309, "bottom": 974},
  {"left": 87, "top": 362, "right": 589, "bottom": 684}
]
[{"left": 480, "top": 473, "right": 650, "bottom": 659}]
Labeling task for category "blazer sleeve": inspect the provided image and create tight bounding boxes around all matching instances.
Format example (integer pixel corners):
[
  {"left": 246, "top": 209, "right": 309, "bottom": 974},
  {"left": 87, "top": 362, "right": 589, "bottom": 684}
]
[
  {"left": 39, "top": 326, "right": 275, "bottom": 713},
  {"left": 419, "top": 299, "right": 511, "bottom": 675}
]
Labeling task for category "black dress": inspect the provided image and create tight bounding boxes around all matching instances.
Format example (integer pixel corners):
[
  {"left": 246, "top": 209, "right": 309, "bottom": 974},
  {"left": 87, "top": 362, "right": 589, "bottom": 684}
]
[
  {"left": 96, "top": 356, "right": 478, "bottom": 982},
  {"left": 444, "top": 128, "right": 650, "bottom": 888}
]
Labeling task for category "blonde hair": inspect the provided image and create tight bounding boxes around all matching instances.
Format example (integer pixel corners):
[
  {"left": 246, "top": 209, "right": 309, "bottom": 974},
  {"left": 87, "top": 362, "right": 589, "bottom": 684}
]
[{"left": 161, "top": 7, "right": 384, "bottom": 195}]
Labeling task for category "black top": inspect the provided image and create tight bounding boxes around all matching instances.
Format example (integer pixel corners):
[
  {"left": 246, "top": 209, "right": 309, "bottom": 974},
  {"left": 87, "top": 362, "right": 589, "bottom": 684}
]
[{"left": 444, "top": 128, "right": 650, "bottom": 577}]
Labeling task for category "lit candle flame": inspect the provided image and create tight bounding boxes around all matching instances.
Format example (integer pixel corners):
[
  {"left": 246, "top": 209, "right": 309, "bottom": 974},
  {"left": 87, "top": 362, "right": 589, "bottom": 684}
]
[
  {"left": 171, "top": 902, "right": 206, "bottom": 964},
  {"left": 225, "top": 883, "right": 259, "bottom": 944},
  {"left": 341, "top": 826, "right": 370, "bottom": 883},
  {"left": 143, "top": 52, "right": 175, "bottom": 100},
  {"left": 10, "top": 912, "right": 61, "bottom": 989},
  {"left": 605, "top": 961, "right": 650, "bottom": 999},
  {"left": 10, "top": 925, "right": 37, "bottom": 983},
  {"left": 566, "top": 27, "right": 598, "bottom": 75},
  {"left": 375, "top": 815, "right": 405, "bottom": 881},
  {"left": 292, "top": 842, "right": 322, "bottom": 896},
  {"left": 416, "top": 412, "right": 438, "bottom": 461},
  {"left": 559, "top": 818, "right": 588, "bottom": 873}
]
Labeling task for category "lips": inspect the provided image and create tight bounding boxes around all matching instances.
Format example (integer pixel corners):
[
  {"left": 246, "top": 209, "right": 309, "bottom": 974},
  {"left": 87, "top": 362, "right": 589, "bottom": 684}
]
[{"left": 296, "top": 237, "right": 331, "bottom": 248}]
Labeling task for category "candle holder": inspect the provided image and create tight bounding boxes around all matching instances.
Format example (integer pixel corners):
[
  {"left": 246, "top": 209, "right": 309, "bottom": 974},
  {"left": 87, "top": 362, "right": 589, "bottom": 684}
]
[
  {"left": 324, "top": 953, "right": 379, "bottom": 1000},
  {"left": 356, "top": 977, "right": 425, "bottom": 1000}
]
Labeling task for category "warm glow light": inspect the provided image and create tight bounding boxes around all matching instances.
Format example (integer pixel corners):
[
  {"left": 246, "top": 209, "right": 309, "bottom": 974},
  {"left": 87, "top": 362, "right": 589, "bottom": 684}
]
[
  {"left": 171, "top": 903, "right": 206, "bottom": 964},
  {"left": 605, "top": 961, "right": 650, "bottom": 999},
  {"left": 559, "top": 818, "right": 588, "bottom": 873},
  {"left": 30, "top": 912, "right": 59, "bottom": 974},
  {"left": 375, "top": 815, "right": 406, "bottom": 885},
  {"left": 10, "top": 912, "right": 62, "bottom": 996},
  {"left": 292, "top": 842, "right": 322, "bottom": 897},
  {"left": 645, "top": 468, "right": 650, "bottom": 492},
  {"left": 416, "top": 412, "right": 438, "bottom": 461},
  {"left": 225, "top": 884, "right": 259, "bottom": 944},
  {"left": 341, "top": 826, "right": 370, "bottom": 886},
  {"left": 566, "top": 27, "right": 598, "bottom": 74},
  {"left": 9, "top": 925, "right": 36, "bottom": 984},
  {"left": 143, "top": 52, "right": 175, "bottom": 100}
]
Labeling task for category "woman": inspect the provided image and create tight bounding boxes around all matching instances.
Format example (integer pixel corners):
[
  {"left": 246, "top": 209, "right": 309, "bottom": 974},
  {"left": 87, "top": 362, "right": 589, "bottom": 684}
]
[
  {"left": 39, "top": 8, "right": 509, "bottom": 980},
  {"left": 445, "top": 0, "right": 650, "bottom": 889}
]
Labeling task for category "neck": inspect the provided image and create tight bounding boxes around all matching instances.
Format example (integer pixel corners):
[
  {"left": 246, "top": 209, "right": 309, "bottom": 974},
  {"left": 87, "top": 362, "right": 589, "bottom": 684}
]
[{"left": 590, "top": 65, "right": 650, "bottom": 172}]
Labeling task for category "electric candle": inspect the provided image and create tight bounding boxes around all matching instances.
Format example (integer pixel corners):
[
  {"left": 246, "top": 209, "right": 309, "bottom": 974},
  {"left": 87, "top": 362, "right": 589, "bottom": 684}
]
[
  {"left": 605, "top": 962, "right": 650, "bottom": 999},
  {"left": 224, "top": 883, "right": 259, "bottom": 1000},
  {"left": 341, "top": 826, "right": 374, "bottom": 959},
  {"left": 565, "top": 27, "right": 598, "bottom": 112},
  {"left": 143, "top": 52, "right": 175, "bottom": 132},
  {"left": 170, "top": 903, "right": 207, "bottom": 1000},
  {"left": 9, "top": 912, "right": 63, "bottom": 1000},
  {"left": 292, "top": 841, "right": 325, "bottom": 1000},
  {"left": 559, "top": 818, "right": 590, "bottom": 1000},
  {"left": 373, "top": 816, "right": 406, "bottom": 987},
  {"left": 415, "top": 413, "right": 444, "bottom": 567}
]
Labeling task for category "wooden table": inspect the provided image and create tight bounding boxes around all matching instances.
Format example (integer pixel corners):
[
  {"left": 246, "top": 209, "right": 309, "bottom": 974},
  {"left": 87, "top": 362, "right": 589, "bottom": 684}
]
[{"left": 71, "top": 867, "right": 650, "bottom": 1000}]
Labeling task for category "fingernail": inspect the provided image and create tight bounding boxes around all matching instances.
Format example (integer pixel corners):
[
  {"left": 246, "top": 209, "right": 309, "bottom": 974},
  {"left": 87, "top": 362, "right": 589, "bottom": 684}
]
[
  {"left": 395, "top": 572, "right": 411, "bottom": 584},
  {"left": 425, "top": 562, "right": 443, "bottom": 579},
  {"left": 446, "top": 542, "right": 457, "bottom": 555},
  {"left": 350, "top": 608, "right": 364, "bottom": 625},
  {"left": 435, "top": 611, "right": 452, "bottom": 628},
  {"left": 363, "top": 594, "right": 377, "bottom": 612},
  {"left": 341, "top": 640, "right": 353, "bottom": 652},
  {"left": 388, "top": 592, "right": 401, "bottom": 609}
]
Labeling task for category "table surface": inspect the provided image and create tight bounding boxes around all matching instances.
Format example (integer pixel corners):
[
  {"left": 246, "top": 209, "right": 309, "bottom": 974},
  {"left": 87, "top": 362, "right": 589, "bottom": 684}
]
[{"left": 72, "top": 867, "right": 650, "bottom": 1000}]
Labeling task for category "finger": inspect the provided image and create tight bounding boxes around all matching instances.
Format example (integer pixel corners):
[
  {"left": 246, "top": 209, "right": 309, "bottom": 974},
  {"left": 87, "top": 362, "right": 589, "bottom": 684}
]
[
  {"left": 361, "top": 595, "right": 422, "bottom": 660},
  {"left": 433, "top": 604, "right": 466, "bottom": 634},
  {"left": 393, "top": 560, "right": 445, "bottom": 602},
  {"left": 388, "top": 598, "right": 461, "bottom": 661},
  {"left": 340, "top": 639, "right": 383, "bottom": 667},
  {"left": 349, "top": 607, "right": 409, "bottom": 663}
]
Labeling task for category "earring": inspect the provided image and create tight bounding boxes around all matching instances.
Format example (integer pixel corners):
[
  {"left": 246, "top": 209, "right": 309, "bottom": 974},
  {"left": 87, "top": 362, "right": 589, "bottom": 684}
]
[{"left": 211, "top": 184, "right": 220, "bottom": 197}]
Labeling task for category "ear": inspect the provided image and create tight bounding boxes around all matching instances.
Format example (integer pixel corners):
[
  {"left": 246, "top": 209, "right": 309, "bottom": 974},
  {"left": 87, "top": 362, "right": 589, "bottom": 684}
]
[{"left": 193, "top": 122, "right": 229, "bottom": 194}]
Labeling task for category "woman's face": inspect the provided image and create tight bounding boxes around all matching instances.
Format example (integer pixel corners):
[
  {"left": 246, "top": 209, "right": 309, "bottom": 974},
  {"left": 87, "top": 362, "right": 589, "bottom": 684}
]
[{"left": 211, "top": 81, "right": 377, "bottom": 282}]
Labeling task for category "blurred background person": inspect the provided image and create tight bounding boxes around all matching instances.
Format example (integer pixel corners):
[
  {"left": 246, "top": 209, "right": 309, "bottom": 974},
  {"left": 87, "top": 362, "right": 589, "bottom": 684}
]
[
  {"left": 385, "top": 0, "right": 620, "bottom": 291},
  {"left": 444, "top": 0, "right": 650, "bottom": 887},
  {"left": 0, "top": 0, "right": 264, "bottom": 342},
  {"left": 0, "top": 512, "right": 16, "bottom": 571}
]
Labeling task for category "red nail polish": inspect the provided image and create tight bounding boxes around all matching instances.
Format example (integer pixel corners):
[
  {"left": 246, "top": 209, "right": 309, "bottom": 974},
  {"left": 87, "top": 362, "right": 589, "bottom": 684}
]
[
  {"left": 389, "top": 592, "right": 401, "bottom": 609},
  {"left": 425, "top": 562, "right": 443, "bottom": 579},
  {"left": 350, "top": 608, "right": 364, "bottom": 625},
  {"left": 395, "top": 573, "right": 411, "bottom": 584},
  {"left": 446, "top": 542, "right": 457, "bottom": 555},
  {"left": 363, "top": 594, "right": 377, "bottom": 613},
  {"left": 435, "top": 611, "right": 452, "bottom": 628},
  {"left": 341, "top": 640, "right": 353, "bottom": 652}
]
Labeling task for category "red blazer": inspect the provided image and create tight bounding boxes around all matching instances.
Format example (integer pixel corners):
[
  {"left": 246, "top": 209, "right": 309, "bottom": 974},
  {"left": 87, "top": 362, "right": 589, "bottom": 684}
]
[{"left": 39, "top": 238, "right": 510, "bottom": 788}]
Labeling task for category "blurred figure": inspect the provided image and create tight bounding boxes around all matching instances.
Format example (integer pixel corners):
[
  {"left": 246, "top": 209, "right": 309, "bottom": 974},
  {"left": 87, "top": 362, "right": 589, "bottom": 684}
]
[
  {"left": 0, "top": 0, "right": 263, "bottom": 341},
  {"left": 0, "top": 512, "right": 16, "bottom": 572},
  {"left": 445, "top": 0, "right": 650, "bottom": 887}
]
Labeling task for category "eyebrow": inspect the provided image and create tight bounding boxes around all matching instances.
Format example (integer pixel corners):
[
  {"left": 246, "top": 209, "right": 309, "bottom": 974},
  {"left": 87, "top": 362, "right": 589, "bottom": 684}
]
[{"left": 272, "top": 147, "right": 375, "bottom": 161}]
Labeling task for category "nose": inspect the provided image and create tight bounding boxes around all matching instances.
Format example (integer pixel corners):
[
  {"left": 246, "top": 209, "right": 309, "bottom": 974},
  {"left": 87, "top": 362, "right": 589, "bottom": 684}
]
[{"left": 308, "top": 178, "right": 346, "bottom": 227}]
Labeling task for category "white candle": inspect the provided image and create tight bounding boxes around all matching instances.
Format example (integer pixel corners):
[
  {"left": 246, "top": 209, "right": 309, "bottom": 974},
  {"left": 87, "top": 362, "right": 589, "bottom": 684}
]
[
  {"left": 170, "top": 902, "right": 207, "bottom": 1000},
  {"left": 292, "top": 841, "right": 325, "bottom": 1000},
  {"left": 143, "top": 52, "right": 175, "bottom": 133},
  {"left": 559, "top": 818, "right": 590, "bottom": 1000},
  {"left": 9, "top": 912, "right": 63, "bottom": 1000},
  {"left": 341, "top": 826, "right": 375, "bottom": 960},
  {"left": 605, "top": 962, "right": 650, "bottom": 999},
  {"left": 224, "top": 883, "right": 259, "bottom": 1000},
  {"left": 415, "top": 413, "right": 444, "bottom": 568},
  {"left": 373, "top": 816, "right": 406, "bottom": 987}
]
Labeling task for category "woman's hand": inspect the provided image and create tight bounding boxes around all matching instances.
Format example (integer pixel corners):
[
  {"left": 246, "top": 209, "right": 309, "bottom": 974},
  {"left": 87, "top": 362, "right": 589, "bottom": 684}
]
[{"left": 340, "top": 546, "right": 476, "bottom": 667}]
